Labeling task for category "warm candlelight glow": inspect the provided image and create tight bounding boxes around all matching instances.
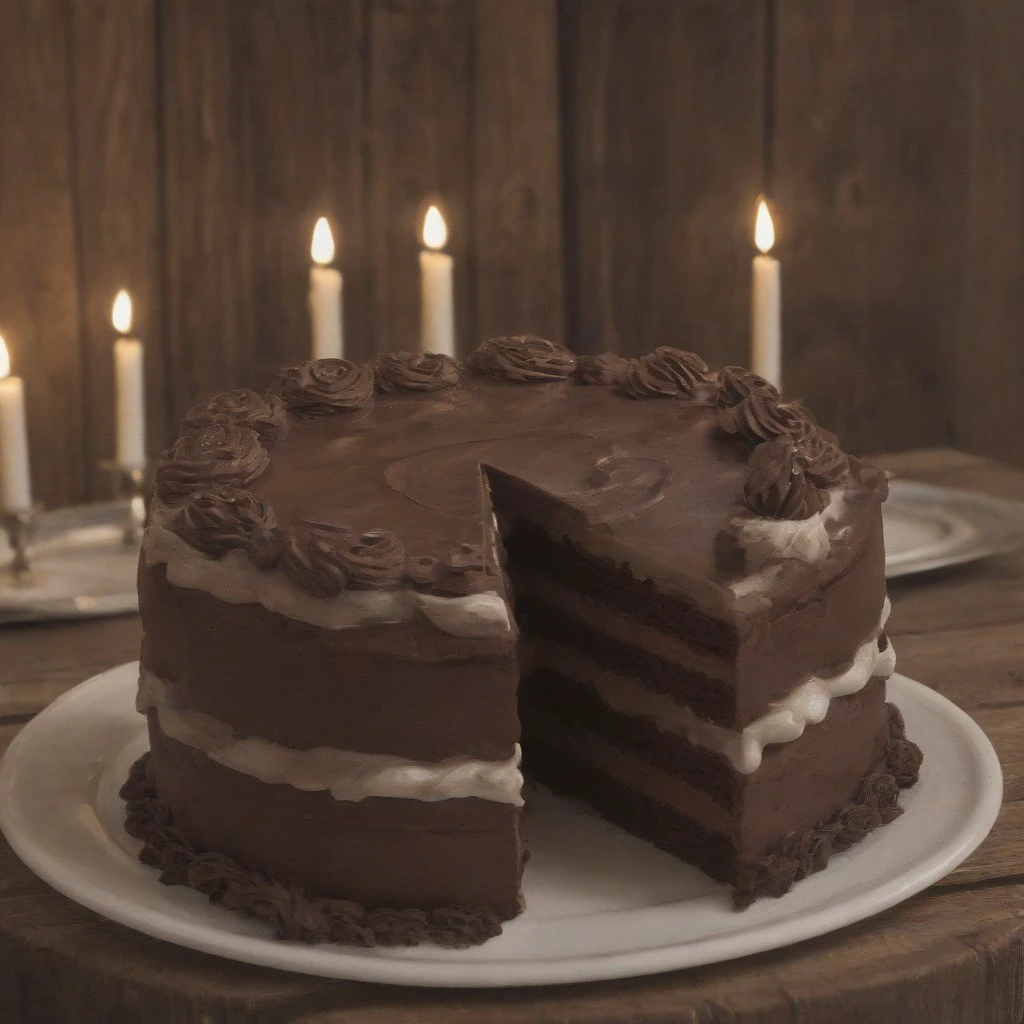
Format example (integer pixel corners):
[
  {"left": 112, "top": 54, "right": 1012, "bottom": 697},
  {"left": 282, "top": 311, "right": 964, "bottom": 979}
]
[
  {"left": 112, "top": 290, "right": 133, "bottom": 334},
  {"left": 754, "top": 199, "right": 775, "bottom": 255},
  {"left": 311, "top": 217, "right": 336, "bottom": 265},
  {"left": 422, "top": 205, "right": 448, "bottom": 251},
  {"left": 0, "top": 337, "right": 9, "bottom": 380}
]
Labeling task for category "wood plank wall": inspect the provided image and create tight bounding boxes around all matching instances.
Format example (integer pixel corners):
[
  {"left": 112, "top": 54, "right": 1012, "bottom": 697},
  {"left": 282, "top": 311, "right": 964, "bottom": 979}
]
[{"left": 0, "top": 0, "right": 1020, "bottom": 509}]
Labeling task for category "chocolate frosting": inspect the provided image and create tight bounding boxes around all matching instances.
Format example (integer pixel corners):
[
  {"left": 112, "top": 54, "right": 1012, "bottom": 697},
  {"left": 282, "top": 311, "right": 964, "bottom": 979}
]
[
  {"left": 375, "top": 352, "right": 460, "bottom": 392},
  {"left": 120, "top": 753, "right": 503, "bottom": 948},
  {"left": 743, "top": 439, "right": 830, "bottom": 520},
  {"left": 280, "top": 525, "right": 351, "bottom": 597},
  {"left": 619, "top": 347, "right": 712, "bottom": 399},
  {"left": 716, "top": 389, "right": 817, "bottom": 443},
  {"left": 174, "top": 485, "right": 283, "bottom": 565},
  {"left": 338, "top": 529, "right": 406, "bottom": 589},
  {"left": 574, "top": 352, "right": 629, "bottom": 386},
  {"left": 181, "top": 388, "right": 289, "bottom": 445},
  {"left": 715, "top": 366, "right": 779, "bottom": 409},
  {"left": 468, "top": 336, "right": 577, "bottom": 382},
  {"left": 734, "top": 702, "right": 921, "bottom": 908},
  {"left": 272, "top": 359, "right": 374, "bottom": 413},
  {"left": 798, "top": 433, "right": 850, "bottom": 488},
  {"left": 156, "top": 423, "right": 270, "bottom": 503}
]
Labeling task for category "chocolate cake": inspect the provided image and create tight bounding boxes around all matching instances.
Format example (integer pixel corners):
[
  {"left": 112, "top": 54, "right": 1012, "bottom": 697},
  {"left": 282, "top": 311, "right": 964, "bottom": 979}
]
[{"left": 126, "top": 338, "right": 922, "bottom": 947}]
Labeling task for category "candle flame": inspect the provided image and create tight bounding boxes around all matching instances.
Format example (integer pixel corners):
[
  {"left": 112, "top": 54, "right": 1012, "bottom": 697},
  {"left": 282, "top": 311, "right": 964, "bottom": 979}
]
[
  {"left": 112, "top": 290, "right": 133, "bottom": 333},
  {"left": 0, "top": 336, "right": 9, "bottom": 380},
  {"left": 311, "top": 217, "right": 336, "bottom": 265},
  {"left": 422, "top": 205, "right": 448, "bottom": 250},
  {"left": 754, "top": 199, "right": 775, "bottom": 254}
]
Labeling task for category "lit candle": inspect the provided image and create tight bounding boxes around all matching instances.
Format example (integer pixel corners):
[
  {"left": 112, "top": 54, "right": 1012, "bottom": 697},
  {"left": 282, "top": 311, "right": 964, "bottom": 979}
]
[
  {"left": 309, "top": 217, "right": 343, "bottom": 360},
  {"left": 751, "top": 198, "right": 782, "bottom": 390},
  {"left": 113, "top": 290, "right": 147, "bottom": 472},
  {"left": 419, "top": 205, "right": 455, "bottom": 357},
  {"left": 0, "top": 337, "right": 32, "bottom": 513}
]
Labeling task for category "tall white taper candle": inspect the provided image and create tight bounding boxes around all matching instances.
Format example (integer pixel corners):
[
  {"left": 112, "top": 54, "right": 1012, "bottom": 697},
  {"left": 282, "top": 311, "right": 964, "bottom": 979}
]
[
  {"left": 751, "top": 199, "right": 782, "bottom": 390},
  {"left": 309, "top": 217, "right": 343, "bottom": 360},
  {"left": 419, "top": 205, "right": 455, "bottom": 357},
  {"left": 112, "top": 290, "right": 147, "bottom": 472},
  {"left": 0, "top": 337, "right": 32, "bottom": 513}
]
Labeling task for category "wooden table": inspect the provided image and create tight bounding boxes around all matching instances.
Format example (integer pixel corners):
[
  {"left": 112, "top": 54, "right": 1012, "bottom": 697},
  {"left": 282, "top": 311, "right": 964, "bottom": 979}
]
[{"left": 2, "top": 448, "right": 1023, "bottom": 1024}]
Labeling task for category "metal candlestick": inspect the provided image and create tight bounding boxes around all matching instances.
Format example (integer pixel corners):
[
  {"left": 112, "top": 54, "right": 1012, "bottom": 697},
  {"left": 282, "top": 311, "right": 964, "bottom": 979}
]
[
  {"left": 100, "top": 461, "right": 149, "bottom": 549},
  {"left": 0, "top": 505, "right": 42, "bottom": 588}
]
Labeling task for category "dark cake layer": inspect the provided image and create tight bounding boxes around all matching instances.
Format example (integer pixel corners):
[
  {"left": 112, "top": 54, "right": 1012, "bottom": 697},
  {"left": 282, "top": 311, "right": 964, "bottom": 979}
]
[
  {"left": 506, "top": 517, "right": 887, "bottom": 728},
  {"left": 147, "top": 714, "right": 524, "bottom": 915},
  {"left": 139, "top": 563, "right": 520, "bottom": 761},
  {"left": 521, "top": 677, "right": 890, "bottom": 869}
]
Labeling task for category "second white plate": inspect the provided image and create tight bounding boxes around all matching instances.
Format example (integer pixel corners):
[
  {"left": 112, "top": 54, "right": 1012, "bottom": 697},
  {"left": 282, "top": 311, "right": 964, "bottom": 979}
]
[{"left": 0, "top": 664, "right": 1003, "bottom": 988}]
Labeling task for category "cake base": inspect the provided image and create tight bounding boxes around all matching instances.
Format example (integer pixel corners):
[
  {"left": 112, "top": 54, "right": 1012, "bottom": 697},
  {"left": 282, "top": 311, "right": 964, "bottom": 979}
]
[
  {"left": 120, "top": 705, "right": 921, "bottom": 945},
  {"left": 119, "top": 754, "right": 505, "bottom": 949}
]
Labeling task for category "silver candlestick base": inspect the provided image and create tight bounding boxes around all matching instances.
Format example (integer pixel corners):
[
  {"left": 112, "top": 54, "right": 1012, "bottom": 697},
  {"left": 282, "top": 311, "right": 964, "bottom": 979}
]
[
  {"left": 99, "top": 461, "right": 149, "bottom": 549},
  {"left": 0, "top": 505, "right": 43, "bottom": 588}
]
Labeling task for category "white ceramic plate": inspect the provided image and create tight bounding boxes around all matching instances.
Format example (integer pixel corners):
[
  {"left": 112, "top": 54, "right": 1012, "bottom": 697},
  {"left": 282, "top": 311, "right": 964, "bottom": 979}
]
[
  {"left": 884, "top": 479, "right": 1024, "bottom": 578},
  {"left": 0, "top": 664, "right": 1002, "bottom": 988}
]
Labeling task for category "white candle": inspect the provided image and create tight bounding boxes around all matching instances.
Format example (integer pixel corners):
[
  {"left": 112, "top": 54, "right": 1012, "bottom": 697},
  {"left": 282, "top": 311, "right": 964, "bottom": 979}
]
[
  {"left": 419, "top": 205, "right": 455, "bottom": 357},
  {"left": 309, "top": 217, "right": 343, "bottom": 360},
  {"left": 751, "top": 198, "right": 782, "bottom": 390},
  {"left": 112, "top": 290, "right": 147, "bottom": 472},
  {"left": 0, "top": 337, "right": 32, "bottom": 513}
]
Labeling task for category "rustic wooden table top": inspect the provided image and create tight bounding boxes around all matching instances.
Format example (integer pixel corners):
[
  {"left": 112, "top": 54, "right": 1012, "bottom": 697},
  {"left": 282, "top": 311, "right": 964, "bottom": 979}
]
[{"left": 1, "top": 447, "right": 1023, "bottom": 1024}]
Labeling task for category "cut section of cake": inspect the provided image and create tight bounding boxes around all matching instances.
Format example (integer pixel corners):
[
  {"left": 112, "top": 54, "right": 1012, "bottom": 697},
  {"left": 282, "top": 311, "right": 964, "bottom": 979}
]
[{"left": 125, "top": 340, "right": 921, "bottom": 946}]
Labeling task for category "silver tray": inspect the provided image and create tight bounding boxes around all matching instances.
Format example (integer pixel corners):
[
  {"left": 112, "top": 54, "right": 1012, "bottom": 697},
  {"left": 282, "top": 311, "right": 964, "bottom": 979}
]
[
  {"left": 884, "top": 479, "right": 1024, "bottom": 578},
  {"left": 0, "top": 501, "right": 140, "bottom": 624}
]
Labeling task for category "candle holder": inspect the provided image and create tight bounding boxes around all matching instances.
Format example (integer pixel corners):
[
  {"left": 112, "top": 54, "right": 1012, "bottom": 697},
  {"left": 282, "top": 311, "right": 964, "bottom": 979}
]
[
  {"left": 99, "top": 461, "right": 149, "bottom": 549},
  {"left": 0, "top": 505, "right": 43, "bottom": 588}
]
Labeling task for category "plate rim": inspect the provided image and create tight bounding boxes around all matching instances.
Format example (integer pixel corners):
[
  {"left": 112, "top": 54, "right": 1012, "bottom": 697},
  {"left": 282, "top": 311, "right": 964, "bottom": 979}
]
[{"left": 0, "top": 664, "right": 1004, "bottom": 988}]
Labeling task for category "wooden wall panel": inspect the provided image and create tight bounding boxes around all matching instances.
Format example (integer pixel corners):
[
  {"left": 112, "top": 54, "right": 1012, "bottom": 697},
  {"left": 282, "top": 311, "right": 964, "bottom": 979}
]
[
  {"left": 473, "top": 0, "right": 564, "bottom": 343},
  {"left": 0, "top": 1, "right": 86, "bottom": 508},
  {"left": 560, "top": 0, "right": 764, "bottom": 359},
  {"left": 239, "top": 0, "right": 371, "bottom": 372},
  {"left": 955, "top": 1, "right": 1024, "bottom": 468},
  {"left": 159, "top": 0, "right": 256, "bottom": 421},
  {"left": 774, "top": 0, "right": 969, "bottom": 455},
  {"left": 368, "top": 0, "right": 476, "bottom": 355},
  {"left": 69, "top": 0, "right": 165, "bottom": 493}
]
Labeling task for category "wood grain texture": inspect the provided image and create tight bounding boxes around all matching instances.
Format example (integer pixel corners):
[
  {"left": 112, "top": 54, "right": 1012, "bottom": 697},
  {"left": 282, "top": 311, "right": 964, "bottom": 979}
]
[
  {"left": 68, "top": 0, "right": 167, "bottom": 493},
  {"left": 0, "top": 0, "right": 86, "bottom": 508},
  {"left": 159, "top": 0, "right": 257, "bottom": 420},
  {"left": 367, "top": 0, "right": 475, "bottom": 355},
  {"left": 473, "top": 0, "right": 564, "bottom": 343},
  {"left": 238, "top": 0, "right": 372, "bottom": 372},
  {"left": 773, "top": 0, "right": 968, "bottom": 454},
  {"left": 559, "top": 0, "right": 764, "bottom": 358},
  {"left": 954, "top": 0, "right": 1024, "bottom": 469},
  {"left": 0, "top": 448, "right": 1022, "bottom": 1023}
]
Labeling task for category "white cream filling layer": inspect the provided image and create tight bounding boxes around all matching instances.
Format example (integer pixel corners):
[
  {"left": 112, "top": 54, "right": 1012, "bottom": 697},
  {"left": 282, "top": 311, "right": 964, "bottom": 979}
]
[
  {"left": 137, "top": 670, "right": 524, "bottom": 806},
  {"left": 143, "top": 507, "right": 511, "bottom": 637},
  {"left": 539, "top": 598, "right": 894, "bottom": 774}
]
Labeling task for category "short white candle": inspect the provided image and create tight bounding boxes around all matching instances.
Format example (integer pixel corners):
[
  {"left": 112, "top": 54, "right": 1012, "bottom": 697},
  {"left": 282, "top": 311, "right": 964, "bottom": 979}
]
[
  {"left": 0, "top": 336, "right": 32, "bottom": 513},
  {"left": 309, "top": 217, "right": 343, "bottom": 360},
  {"left": 112, "top": 290, "right": 147, "bottom": 472},
  {"left": 751, "top": 198, "right": 782, "bottom": 390},
  {"left": 419, "top": 205, "right": 455, "bottom": 357}
]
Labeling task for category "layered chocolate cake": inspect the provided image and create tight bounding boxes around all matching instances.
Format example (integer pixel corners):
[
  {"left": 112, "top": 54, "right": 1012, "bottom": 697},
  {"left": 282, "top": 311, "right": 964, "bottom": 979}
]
[{"left": 124, "top": 338, "right": 922, "bottom": 947}]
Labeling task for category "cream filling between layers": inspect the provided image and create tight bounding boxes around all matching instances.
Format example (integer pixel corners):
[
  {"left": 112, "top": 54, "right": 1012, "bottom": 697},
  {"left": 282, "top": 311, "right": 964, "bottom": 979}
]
[
  {"left": 533, "top": 598, "right": 893, "bottom": 775},
  {"left": 137, "top": 670, "right": 524, "bottom": 806},
  {"left": 143, "top": 506, "right": 511, "bottom": 637}
]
